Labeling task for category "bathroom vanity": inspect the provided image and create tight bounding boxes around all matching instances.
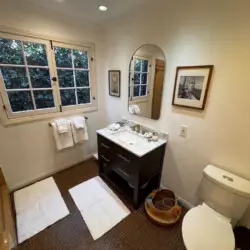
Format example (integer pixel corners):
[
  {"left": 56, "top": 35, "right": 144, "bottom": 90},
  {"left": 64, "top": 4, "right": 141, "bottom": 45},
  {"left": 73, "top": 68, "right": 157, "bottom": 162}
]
[{"left": 97, "top": 121, "right": 167, "bottom": 208}]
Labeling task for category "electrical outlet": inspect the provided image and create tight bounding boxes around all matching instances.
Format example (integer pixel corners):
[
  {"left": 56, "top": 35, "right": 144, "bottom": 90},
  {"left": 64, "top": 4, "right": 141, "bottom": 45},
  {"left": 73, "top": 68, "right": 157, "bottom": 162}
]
[{"left": 180, "top": 125, "right": 188, "bottom": 137}]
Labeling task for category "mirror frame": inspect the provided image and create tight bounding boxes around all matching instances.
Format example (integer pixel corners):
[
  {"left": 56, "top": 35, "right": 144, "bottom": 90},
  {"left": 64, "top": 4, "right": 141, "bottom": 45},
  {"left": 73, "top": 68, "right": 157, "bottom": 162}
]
[{"left": 128, "top": 44, "right": 166, "bottom": 120}]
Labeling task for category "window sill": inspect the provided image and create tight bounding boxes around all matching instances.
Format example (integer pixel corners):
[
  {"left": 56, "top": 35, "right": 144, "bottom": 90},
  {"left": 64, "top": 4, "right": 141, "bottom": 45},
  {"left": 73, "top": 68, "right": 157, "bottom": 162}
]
[
  {"left": 0, "top": 106, "right": 98, "bottom": 127},
  {"left": 129, "top": 98, "right": 149, "bottom": 104}
]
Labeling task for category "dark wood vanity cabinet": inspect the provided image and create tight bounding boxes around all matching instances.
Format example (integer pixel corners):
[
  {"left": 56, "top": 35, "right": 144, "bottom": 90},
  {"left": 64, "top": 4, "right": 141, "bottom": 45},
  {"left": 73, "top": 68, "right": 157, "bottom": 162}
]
[{"left": 97, "top": 134, "right": 166, "bottom": 209}]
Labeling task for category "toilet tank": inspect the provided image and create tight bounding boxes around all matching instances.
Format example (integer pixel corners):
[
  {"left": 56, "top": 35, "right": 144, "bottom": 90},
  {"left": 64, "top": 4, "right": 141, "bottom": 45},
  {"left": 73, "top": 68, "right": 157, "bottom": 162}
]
[{"left": 200, "top": 165, "right": 250, "bottom": 221}]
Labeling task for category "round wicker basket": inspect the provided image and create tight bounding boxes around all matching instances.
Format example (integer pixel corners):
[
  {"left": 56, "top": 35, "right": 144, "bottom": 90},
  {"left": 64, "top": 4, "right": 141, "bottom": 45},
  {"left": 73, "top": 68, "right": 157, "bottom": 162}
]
[{"left": 145, "top": 189, "right": 182, "bottom": 226}]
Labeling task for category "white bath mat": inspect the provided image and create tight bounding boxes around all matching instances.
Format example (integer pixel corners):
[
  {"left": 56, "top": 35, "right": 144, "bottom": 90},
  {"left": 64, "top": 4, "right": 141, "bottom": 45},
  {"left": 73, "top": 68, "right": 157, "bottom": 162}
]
[
  {"left": 14, "top": 177, "right": 69, "bottom": 243},
  {"left": 69, "top": 176, "right": 130, "bottom": 240}
]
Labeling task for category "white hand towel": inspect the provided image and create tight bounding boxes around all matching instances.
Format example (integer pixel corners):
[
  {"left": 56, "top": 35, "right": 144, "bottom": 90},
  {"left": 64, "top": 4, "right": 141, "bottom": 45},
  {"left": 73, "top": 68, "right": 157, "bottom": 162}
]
[
  {"left": 129, "top": 105, "right": 135, "bottom": 114},
  {"left": 52, "top": 120, "right": 74, "bottom": 150},
  {"left": 71, "top": 117, "right": 89, "bottom": 144},
  {"left": 72, "top": 117, "right": 85, "bottom": 129},
  {"left": 134, "top": 104, "right": 140, "bottom": 114},
  {"left": 56, "top": 119, "right": 69, "bottom": 134},
  {"left": 128, "top": 104, "right": 140, "bottom": 115}
]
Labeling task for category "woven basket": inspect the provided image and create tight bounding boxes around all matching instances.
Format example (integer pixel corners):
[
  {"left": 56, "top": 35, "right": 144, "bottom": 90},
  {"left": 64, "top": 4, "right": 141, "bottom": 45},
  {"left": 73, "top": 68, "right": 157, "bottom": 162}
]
[{"left": 145, "top": 189, "right": 182, "bottom": 226}]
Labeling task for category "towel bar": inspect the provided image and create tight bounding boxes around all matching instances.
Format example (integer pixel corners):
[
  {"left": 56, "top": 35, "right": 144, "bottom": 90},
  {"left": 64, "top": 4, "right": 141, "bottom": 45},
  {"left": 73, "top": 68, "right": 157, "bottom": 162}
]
[{"left": 49, "top": 116, "right": 88, "bottom": 126}]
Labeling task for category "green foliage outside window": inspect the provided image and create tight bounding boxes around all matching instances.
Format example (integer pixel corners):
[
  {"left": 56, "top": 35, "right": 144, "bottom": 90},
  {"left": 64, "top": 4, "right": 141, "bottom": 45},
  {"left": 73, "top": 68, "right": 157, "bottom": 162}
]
[
  {"left": 0, "top": 38, "right": 92, "bottom": 113},
  {"left": 0, "top": 39, "right": 24, "bottom": 65},
  {"left": 23, "top": 42, "right": 48, "bottom": 66},
  {"left": 54, "top": 46, "right": 91, "bottom": 106},
  {"left": 1, "top": 67, "right": 29, "bottom": 89}
]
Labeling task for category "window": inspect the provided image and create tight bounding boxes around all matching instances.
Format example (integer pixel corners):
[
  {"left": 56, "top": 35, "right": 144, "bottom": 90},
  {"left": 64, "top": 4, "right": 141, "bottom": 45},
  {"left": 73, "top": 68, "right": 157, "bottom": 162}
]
[
  {"left": 129, "top": 56, "right": 151, "bottom": 100},
  {"left": 53, "top": 42, "right": 92, "bottom": 111},
  {"left": 0, "top": 33, "right": 96, "bottom": 121},
  {"left": 0, "top": 36, "right": 58, "bottom": 118}
]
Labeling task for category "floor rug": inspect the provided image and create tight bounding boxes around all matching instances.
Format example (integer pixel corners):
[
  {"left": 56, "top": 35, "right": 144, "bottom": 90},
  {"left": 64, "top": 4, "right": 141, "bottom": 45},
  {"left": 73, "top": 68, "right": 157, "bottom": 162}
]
[
  {"left": 69, "top": 176, "right": 130, "bottom": 240},
  {"left": 14, "top": 177, "right": 69, "bottom": 243}
]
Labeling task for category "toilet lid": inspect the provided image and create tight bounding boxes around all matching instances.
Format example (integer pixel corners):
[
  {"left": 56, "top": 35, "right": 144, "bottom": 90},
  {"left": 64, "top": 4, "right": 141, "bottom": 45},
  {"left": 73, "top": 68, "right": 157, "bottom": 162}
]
[{"left": 182, "top": 206, "right": 235, "bottom": 250}]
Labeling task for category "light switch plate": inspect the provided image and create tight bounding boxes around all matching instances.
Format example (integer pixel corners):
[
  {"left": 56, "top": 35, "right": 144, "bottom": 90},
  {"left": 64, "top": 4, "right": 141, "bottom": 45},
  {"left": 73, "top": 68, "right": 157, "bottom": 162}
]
[{"left": 180, "top": 125, "right": 188, "bottom": 137}]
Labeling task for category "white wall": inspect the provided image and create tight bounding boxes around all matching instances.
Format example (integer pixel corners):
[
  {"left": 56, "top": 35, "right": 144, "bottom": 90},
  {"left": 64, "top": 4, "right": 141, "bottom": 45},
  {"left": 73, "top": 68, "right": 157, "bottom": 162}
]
[
  {"left": 1, "top": 0, "right": 250, "bottom": 226},
  {"left": 103, "top": 0, "right": 250, "bottom": 211},
  {"left": 0, "top": 1, "right": 107, "bottom": 189}
]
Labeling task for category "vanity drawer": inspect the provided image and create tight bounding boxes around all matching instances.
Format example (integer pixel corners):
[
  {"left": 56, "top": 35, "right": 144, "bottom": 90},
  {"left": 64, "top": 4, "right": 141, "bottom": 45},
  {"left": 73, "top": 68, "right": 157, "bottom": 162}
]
[
  {"left": 98, "top": 134, "right": 138, "bottom": 180},
  {"left": 98, "top": 135, "right": 115, "bottom": 159},
  {"left": 98, "top": 135, "right": 114, "bottom": 149},
  {"left": 115, "top": 145, "right": 138, "bottom": 163},
  {"left": 112, "top": 146, "right": 139, "bottom": 181}
]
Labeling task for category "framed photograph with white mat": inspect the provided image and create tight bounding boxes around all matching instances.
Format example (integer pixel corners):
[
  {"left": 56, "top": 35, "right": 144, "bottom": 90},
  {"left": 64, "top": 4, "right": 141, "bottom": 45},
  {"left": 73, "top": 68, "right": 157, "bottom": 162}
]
[
  {"left": 109, "top": 70, "right": 121, "bottom": 97},
  {"left": 172, "top": 65, "right": 214, "bottom": 110}
]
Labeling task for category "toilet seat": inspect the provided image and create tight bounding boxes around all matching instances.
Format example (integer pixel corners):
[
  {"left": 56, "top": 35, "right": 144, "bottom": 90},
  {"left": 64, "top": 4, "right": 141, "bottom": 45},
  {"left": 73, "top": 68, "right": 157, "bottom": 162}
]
[{"left": 182, "top": 205, "right": 235, "bottom": 250}]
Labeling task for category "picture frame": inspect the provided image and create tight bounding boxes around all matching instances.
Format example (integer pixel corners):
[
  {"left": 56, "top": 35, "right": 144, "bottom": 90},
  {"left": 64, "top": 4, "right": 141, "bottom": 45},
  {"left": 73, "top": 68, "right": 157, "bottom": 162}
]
[
  {"left": 172, "top": 65, "right": 214, "bottom": 110},
  {"left": 109, "top": 70, "right": 121, "bottom": 97}
]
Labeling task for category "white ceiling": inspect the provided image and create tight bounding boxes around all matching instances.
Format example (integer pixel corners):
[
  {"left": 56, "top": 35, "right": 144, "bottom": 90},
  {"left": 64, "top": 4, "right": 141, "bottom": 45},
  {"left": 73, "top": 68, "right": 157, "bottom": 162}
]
[{"left": 25, "top": 0, "right": 151, "bottom": 24}]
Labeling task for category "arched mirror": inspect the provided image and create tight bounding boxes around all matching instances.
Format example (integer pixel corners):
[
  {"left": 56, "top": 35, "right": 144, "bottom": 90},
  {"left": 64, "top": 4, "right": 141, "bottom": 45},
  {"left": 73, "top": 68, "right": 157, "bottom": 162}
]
[{"left": 128, "top": 44, "right": 166, "bottom": 120}]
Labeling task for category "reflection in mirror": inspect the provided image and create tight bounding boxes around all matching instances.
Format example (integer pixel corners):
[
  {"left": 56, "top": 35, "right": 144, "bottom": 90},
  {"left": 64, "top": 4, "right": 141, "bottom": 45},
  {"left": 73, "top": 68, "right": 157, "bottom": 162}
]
[{"left": 128, "top": 44, "right": 166, "bottom": 120}]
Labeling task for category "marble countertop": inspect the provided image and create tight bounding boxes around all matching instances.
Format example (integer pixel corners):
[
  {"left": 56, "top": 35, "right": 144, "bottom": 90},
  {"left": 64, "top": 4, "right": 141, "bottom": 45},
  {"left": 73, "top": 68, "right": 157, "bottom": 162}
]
[{"left": 97, "top": 127, "right": 167, "bottom": 157}]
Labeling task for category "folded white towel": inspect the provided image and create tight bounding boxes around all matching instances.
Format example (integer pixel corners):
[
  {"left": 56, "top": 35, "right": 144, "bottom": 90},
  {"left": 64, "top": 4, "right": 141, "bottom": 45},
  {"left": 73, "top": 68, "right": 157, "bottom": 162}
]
[
  {"left": 72, "top": 117, "right": 85, "bottom": 129},
  {"left": 71, "top": 117, "right": 89, "bottom": 144},
  {"left": 128, "top": 104, "right": 140, "bottom": 115},
  {"left": 134, "top": 104, "right": 140, "bottom": 114},
  {"left": 51, "top": 120, "right": 74, "bottom": 150},
  {"left": 129, "top": 105, "right": 135, "bottom": 114},
  {"left": 56, "top": 119, "right": 69, "bottom": 134}
]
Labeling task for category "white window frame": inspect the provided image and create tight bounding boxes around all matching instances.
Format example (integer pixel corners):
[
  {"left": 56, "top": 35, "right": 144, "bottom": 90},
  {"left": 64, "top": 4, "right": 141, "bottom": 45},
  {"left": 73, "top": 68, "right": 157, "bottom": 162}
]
[
  {"left": 129, "top": 55, "right": 152, "bottom": 102},
  {"left": 52, "top": 41, "right": 96, "bottom": 112},
  {"left": 0, "top": 32, "right": 60, "bottom": 119},
  {"left": 0, "top": 32, "right": 97, "bottom": 125}
]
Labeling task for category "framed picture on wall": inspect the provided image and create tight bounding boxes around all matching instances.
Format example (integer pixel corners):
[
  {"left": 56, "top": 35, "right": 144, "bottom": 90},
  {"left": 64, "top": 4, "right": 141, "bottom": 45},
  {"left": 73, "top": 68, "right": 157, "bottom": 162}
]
[
  {"left": 109, "top": 70, "right": 121, "bottom": 97},
  {"left": 172, "top": 65, "right": 214, "bottom": 110}
]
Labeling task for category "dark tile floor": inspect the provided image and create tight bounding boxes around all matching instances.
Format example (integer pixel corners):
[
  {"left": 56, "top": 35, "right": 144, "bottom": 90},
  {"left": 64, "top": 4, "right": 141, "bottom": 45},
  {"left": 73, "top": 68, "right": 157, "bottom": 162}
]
[{"left": 14, "top": 159, "right": 187, "bottom": 250}]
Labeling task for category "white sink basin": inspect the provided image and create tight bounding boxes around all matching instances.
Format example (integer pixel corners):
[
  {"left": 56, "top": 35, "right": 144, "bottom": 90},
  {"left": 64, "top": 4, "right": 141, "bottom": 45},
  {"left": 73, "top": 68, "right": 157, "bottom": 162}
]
[{"left": 114, "top": 130, "right": 147, "bottom": 146}]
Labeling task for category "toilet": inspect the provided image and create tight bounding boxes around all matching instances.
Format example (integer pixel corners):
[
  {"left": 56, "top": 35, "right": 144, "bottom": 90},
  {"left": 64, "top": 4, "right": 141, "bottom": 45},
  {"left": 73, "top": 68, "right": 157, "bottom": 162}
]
[{"left": 182, "top": 165, "right": 250, "bottom": 250}]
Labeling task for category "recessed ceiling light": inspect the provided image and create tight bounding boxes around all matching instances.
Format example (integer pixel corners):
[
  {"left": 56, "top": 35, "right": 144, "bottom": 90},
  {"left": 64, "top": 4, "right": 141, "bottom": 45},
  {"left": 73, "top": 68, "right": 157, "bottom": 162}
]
[{"left": 98, "top": 5, "right": 108, "bottom": 11}]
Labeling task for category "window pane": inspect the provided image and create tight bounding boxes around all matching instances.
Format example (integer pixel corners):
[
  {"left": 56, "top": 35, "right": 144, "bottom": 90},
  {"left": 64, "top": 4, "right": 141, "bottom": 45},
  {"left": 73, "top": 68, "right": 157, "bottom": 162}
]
[
  {"left": 75, "top": 71, "right": 89, "bottom": 87},
  {"left": 34, "top": 90, "right": 54, "bottom": 109},
  {"left": 77, "top": 88, "right": 90, "bottom": 104},
  {"left": 29, "top": 68, "right": 51, "bottom": 88},
  {"left": 141, "top": 60, "right": 148, "bottom": 72},
  {"left": 57, "top": 69, "right": 74, "bottom": 88},
  {"left": 8, "top": 91, "right": 33, "bottom": 112},
  {"left": 134, "top": 59, "right": 141, "bottom": 72},
  {"left": 133, "top": 86, "right": 140, "bottom": 97},
  {"left": 73, "top": 49, "right": 88, "bottom": 69},
  {"left": 54, "top": 47, "right": 72, "bottom": 68},
  {"left": 141, "top": 85, "right": 147, "bottom": 96},
  {"left": 141, "top": 73, "right": 148, "bottom": 85},
  {"left": 23, "top": 42, "right": 48, "bottom": 66},
  {"left": 1, "top": 67, "right": 29, "bottom": 89},
  {"left": 0, "top": 38, "right": 24, "bottom": 65},
  {"left": 134, "top": 73, "right": 140, "bottom": 85},
  {"left": 60, "top": 89, "right": 76, "bottom": 106}
]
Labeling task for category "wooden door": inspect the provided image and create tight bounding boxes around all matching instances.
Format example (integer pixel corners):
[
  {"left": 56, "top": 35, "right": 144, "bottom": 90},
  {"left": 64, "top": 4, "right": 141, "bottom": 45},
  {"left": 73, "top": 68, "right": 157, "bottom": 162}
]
[
  {"left": 0, "top": 168, "right": 17, "bottom": 250},
  {"left": 151, "top": 59, "right": 165, "bottom": 119}
]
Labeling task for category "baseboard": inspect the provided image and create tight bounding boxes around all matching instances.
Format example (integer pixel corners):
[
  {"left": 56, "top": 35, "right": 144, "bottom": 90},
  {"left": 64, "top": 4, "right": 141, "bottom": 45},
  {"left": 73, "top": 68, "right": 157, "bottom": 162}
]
[
  {"left": 160, "top": 184, "right": 194, "bottom": 209},
  {"left": 93, "top": 153, "right": 98, "bottom": 160},
  {"left": 10, "top": 153, "right": 94, "bottom": 192}
]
